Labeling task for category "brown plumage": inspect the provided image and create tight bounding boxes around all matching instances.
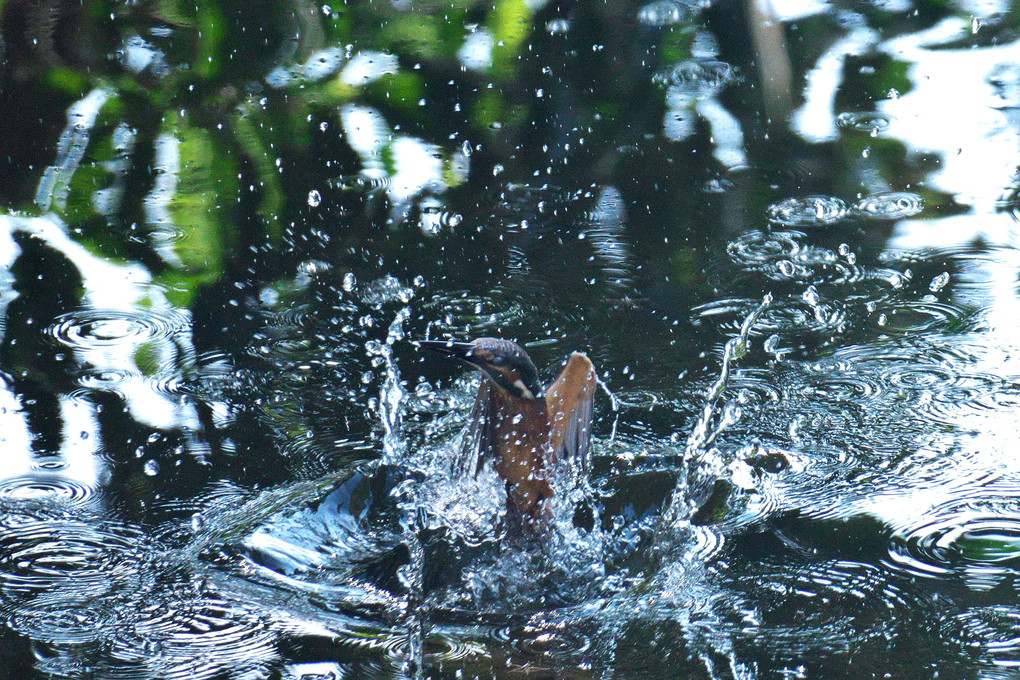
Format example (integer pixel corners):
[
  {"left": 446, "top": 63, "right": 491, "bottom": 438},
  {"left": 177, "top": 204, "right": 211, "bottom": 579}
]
[{"left": 419, "top": 338, "right": 597, "bottom": 524}]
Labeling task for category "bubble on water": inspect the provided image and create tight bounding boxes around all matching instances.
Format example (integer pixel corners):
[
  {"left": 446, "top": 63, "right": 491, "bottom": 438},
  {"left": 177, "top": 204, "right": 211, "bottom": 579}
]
[
  {"left": 652, "top": 60, "right": 739, "bottom": 94},
  {"left": 702, "top": 178, "right": 734, "bottom": 193},
  {"left": 766, "top": 196, "right": 848, "bottom": 228},
  {"left": 836, "top": 111, "right": 894, "bottom": 134},
  {"left": 307, "top": 189, "right": 322, "bottom": 207},
  {"left": 637, "top": 0, "right": 694, "bottom": 26},
  {"left": 853, "top": 192, "right": 924, "bottom": 220}
]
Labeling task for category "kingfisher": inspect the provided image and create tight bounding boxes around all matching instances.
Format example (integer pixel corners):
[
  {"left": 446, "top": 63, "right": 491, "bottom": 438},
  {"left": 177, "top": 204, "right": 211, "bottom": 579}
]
[{"left": 418, "top": 338, "right": 598, "bottom": 525}]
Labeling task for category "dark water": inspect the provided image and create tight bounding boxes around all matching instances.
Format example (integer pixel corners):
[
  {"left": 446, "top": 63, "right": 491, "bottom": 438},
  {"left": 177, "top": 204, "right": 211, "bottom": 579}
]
[{"left": 1, "top": 0, "right": 1020, "bottom": 677}]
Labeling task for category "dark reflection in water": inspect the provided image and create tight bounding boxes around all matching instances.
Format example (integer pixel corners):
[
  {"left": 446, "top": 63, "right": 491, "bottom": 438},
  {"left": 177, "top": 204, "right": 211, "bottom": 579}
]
[{"left": 4, "top": 0, "right": 1020, "bottom": 677}]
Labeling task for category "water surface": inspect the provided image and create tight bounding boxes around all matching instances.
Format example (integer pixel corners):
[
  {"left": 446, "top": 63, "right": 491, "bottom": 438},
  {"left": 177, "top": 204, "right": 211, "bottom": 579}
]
[{"left": 1, "top": 0, "right": 1020, "bottom": 677}]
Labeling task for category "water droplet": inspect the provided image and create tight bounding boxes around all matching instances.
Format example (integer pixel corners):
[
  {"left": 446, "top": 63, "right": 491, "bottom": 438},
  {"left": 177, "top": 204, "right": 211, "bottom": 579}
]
[
  {"left": 930, "top": 272, "right": 950, "bottom": 292},
  {"left": 144, "top": 459, "right": 160, "bottom": 476},
  {"left": 546, "top": 18, "right": 572, "bottom": 34},
  {"left": 802, "top": 285, "right": 821, "bottom": 306},
  {"left": 307, "top": 189, "right": 322, "bottom": 207}
]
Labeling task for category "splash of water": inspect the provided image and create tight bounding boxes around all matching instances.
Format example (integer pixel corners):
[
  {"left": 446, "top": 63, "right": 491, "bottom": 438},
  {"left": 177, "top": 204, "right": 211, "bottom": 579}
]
[
  {"left": 373, "top": 307, "right": 411, "bottom": 464},
  {"left": 665, "top": 293, "right": 773, "bottom": 526}
]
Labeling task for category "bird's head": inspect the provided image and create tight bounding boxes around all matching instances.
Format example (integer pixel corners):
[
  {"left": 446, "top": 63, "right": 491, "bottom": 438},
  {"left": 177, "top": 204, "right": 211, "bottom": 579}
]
[{"left": 418, "top": 337, "right": 544, "bottom": 400}]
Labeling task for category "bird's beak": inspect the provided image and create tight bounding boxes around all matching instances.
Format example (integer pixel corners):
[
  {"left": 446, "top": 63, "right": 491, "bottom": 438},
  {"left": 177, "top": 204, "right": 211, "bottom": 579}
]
[{"left": 416, "top": 339, "right": 478, "bottom": 364}]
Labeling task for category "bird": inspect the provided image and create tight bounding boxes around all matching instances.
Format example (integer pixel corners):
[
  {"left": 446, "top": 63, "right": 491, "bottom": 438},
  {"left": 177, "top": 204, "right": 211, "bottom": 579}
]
[{"left": 418, "top": 338, "right": 597, "bottom": 526}]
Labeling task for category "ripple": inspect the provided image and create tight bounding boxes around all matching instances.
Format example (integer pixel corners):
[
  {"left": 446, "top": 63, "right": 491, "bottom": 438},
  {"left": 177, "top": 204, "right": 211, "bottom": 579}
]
[
  {"left": 870, "top": 300, "right": 974, "bottom": 336},
  {"left": 947, "top": 606, "right": 1020, "bottom": 668},
  {"left": 381, "top": 633, "right": 486, "bottom": 670},
  {"left": 491, "top": 620, "right": 592, "bottom": 664},
  {"left": 149, "top": 371, "right": 191, "bottom": 398},
  {"left": 687, "top": 523, "right": 726, "bottom": 562},
  {"left": 0, "top": 474, "right": 102, "bottom": 507},
  {"left": 727, "top": 368, "right": 783, "bottom": 405},
  {"left": 740, "top": 558, "right": 930, "bottom": 653},
  {"left": 762, "top": 443, "right": 872, "bottom": 520},
  {"left": 8, "top": 599, "right": 119, "bottom": 646},
  {"left": 48, "top": 308, "right": 189, "bottom": 349},
  {"left": 727, "top": 230, "right": 801, "bottom": 265},
  {"left": 0, "top": 516, "right": 144, "bottom": 600},
  {"left": 424, "top": 636, "right": 487, "bottom": 664},
  {"left": 422, "top": 293, "right": 530, "bottom": 335},
  {"left": 76, "top": 367, "right": 139, "bottom": 390},
  {"left": 149, "top": 224, "right": 189, "bottom": 243},
  {"left": 328, "top": 173, "right": 391, "bottom": 193},
  {"left": 727, "top": 231, "right": 864, "bottom": 284},
  {"left": 793, "top": 246, "right": 866, "bottom": 284},
  {"left": 888, "top": 511, "right": 1020, "bottom": 582},
  {"left": 853, "top": 192, "right": 924, "bottom": 220},
  {"left": 892, "top": 371, "right": 1009, "bottom": 428},
  {"left": 756, "top": 297, "right": 848, "bottom": 336},
  {"left": 261, "top": 305, "right": 314, "bottom": 329},
  {"left": 798, "top": 372, "right": 882, "bottom": 404},
  {"left": 766, "top": 196, "right": 848, "bottom": 228},
  {"left": 884, "top": 363, "right": 958, "bottom": 391},
  {"left": 109, "top": 594, "right": 278, "bottom": 680},
  {"left": 652, "top": 60, "right": 739, "bottom": 93},
  {"left": 836, "top": 111, "right": 894, "bottom": 134},
  {"left": 692, "top": 296, "right": 848, "bottom": 338}
]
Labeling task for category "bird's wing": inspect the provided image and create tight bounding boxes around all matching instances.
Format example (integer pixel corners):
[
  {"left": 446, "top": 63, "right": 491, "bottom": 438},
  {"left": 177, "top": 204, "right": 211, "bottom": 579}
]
[
  {"left": 456, "top": 377, "right": 499, "bottom": 478},
  {"left": 546, "top": 352, "right": 597, "bottom": 477}
]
